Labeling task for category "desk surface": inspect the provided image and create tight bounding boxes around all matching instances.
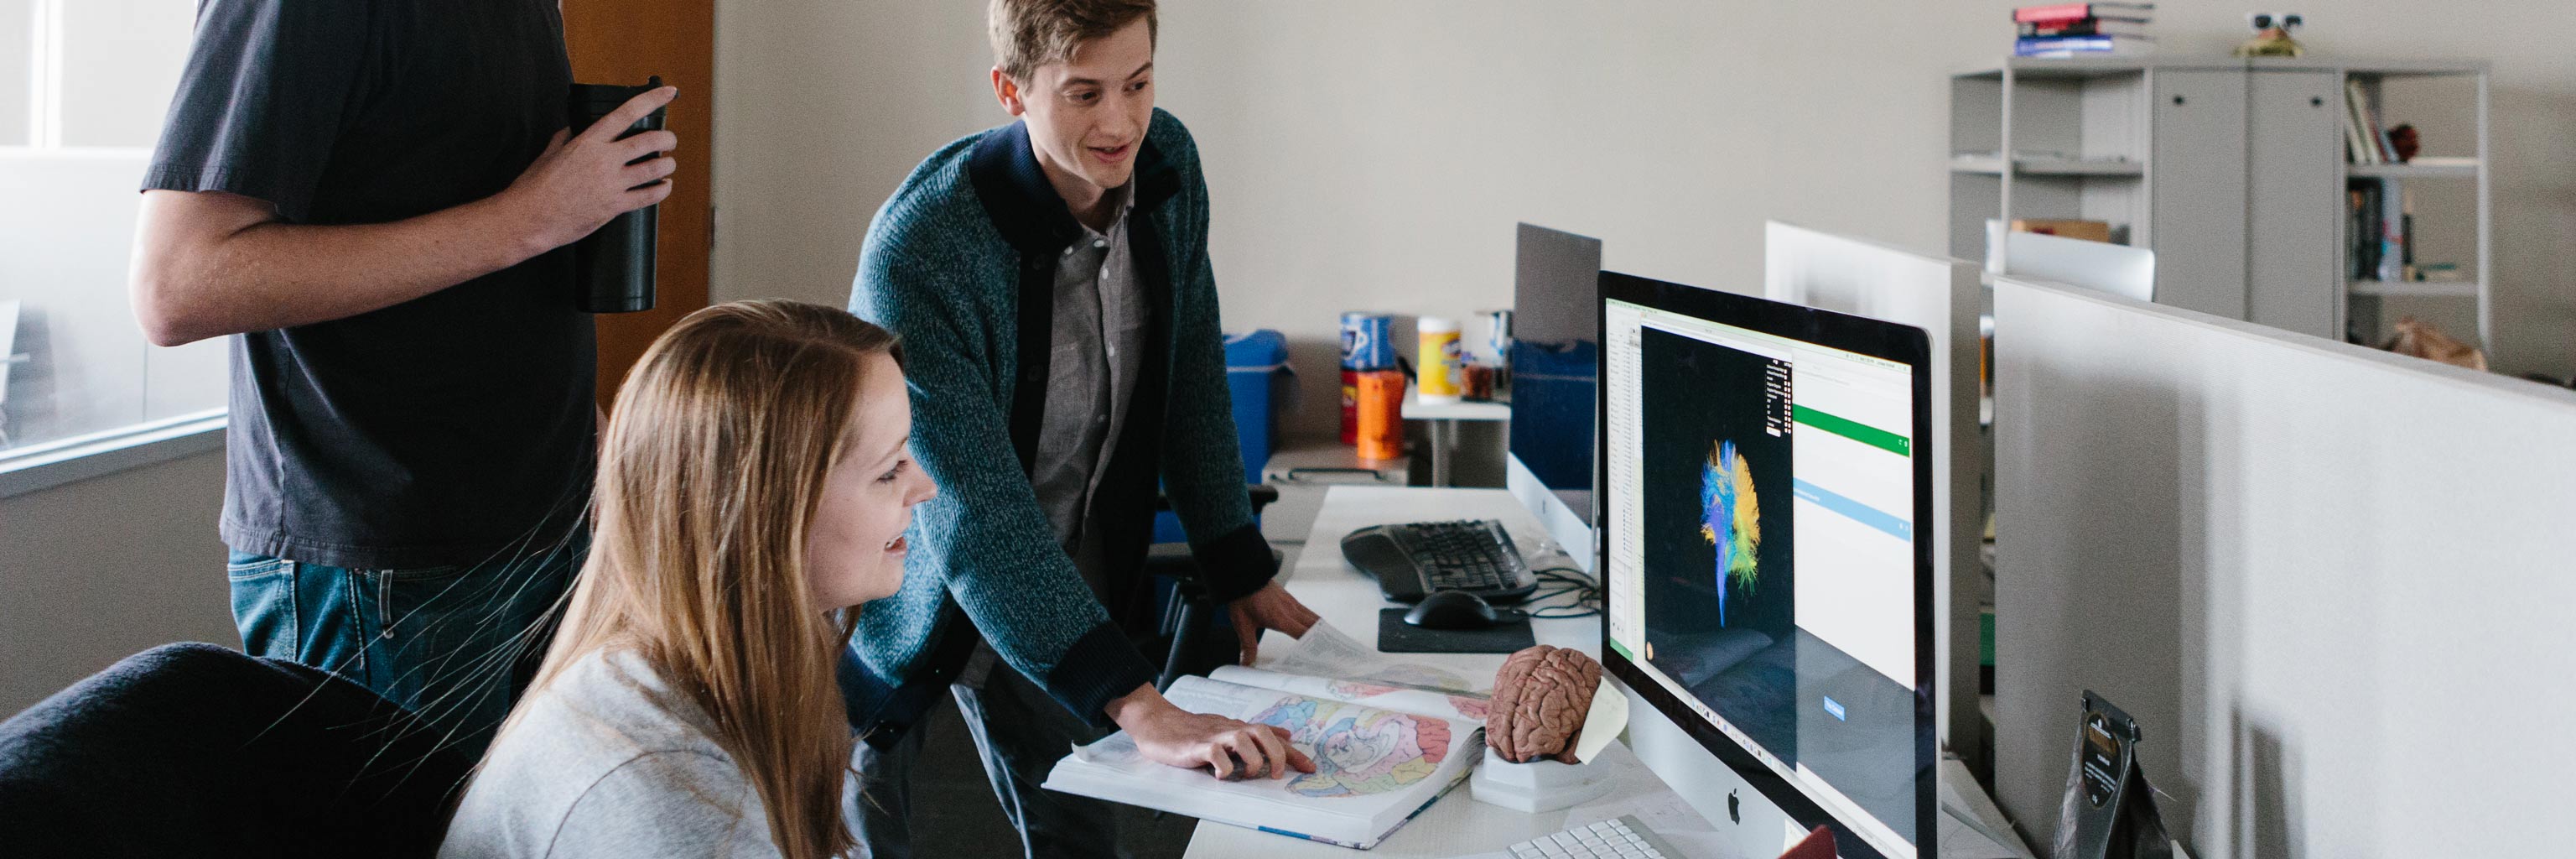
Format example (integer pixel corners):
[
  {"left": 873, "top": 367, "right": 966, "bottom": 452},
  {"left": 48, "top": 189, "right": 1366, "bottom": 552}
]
[
  {"left": 1401, "top": 388, "right": 1511, "bottom": 422},
  {"left": 1182, "top": 487, "right": 1680, "bottom": 858}
]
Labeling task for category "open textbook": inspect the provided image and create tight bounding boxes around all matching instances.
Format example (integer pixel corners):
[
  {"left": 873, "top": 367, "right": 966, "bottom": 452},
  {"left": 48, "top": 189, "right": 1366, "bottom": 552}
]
[{"left": 1041, "top": 622, "right": 1492, "bottom": 849}]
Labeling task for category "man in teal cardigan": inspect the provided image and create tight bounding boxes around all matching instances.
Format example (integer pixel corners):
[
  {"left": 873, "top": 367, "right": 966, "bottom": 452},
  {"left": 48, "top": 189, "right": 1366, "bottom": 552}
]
[{"left": 843, "top": 3, "right": 1319, "bottom": 855}]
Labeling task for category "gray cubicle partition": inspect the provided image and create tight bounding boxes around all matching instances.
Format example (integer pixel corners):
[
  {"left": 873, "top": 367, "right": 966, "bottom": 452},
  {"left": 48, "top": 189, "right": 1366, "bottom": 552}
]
[
  {"left": 1762, "top": 222, "right": 1987, "bottom": 780},
  {"left": 1991, "top": 276, "right": 2576, "bottom": 857}
]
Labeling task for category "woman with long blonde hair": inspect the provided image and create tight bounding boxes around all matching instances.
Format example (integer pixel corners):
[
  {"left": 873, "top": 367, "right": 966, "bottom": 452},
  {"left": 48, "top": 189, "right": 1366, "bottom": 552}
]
[{"left": 440, "top": 300, "right": 935, "bottom": 859}]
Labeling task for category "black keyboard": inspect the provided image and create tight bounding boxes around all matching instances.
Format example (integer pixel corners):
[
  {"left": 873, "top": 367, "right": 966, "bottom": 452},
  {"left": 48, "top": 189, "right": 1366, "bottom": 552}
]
[{"left": 1339, "top": 519, "right": 1539, "bottom": 604}]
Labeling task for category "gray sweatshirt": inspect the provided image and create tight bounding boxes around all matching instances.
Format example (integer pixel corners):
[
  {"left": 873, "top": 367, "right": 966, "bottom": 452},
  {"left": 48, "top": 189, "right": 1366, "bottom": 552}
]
[{"left": 439, "top": 648, "right": 800, "bottom": 858}]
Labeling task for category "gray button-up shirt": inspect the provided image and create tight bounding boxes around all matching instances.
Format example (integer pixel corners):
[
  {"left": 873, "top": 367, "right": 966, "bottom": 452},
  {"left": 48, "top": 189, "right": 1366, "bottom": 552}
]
[{"left": 1031, "top": 185, "right": 1146, "bottom": 590}]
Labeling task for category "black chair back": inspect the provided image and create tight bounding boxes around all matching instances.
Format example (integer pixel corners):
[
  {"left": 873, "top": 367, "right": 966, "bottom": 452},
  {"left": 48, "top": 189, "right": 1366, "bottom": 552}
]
[{"left": 0, "top": 643, "right": 472, "bottom": 858}]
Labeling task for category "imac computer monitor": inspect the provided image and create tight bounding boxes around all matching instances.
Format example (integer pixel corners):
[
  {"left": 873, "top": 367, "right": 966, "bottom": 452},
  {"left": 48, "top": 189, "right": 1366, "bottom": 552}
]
[
  {"left": 1599, "top": 272, "right": 1936, "bottom": 858},
  {"left": 1508, "top": 223, "right": 1605, "bottom": 560}
]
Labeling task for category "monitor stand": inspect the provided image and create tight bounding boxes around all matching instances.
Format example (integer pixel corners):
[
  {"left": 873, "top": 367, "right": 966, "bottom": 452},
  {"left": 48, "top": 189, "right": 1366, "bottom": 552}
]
[
  {"left": 1616, "top": 681, "right": 2037, "bottom": 859},
  {"left": 1505, "top": 455, "right": 1593, "bottom": 575},
  {"left": 1621, "top": 682, "right": 1810, "bottom": 858}
]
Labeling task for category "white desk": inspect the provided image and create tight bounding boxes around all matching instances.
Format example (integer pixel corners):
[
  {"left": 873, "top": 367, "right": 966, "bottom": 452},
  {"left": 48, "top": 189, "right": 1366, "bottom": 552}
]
[
  {"left": 1399, "top": 388, "right": 1507, "bottom": 487},
  {"left": 1399, "top": 390, "right": 1510, "bottom": 423},
  {"left": 1182, "top": 487, "right": 1689, "bottom": 858},
  {"left": 1176, "top": 487, "right": 2035, "bottom": 859}
]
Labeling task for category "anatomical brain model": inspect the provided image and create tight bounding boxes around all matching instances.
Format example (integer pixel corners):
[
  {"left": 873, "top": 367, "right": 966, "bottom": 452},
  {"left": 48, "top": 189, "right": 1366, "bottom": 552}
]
[{"left": 1486, "top": 645, "right": 1602, "bottom": 763}]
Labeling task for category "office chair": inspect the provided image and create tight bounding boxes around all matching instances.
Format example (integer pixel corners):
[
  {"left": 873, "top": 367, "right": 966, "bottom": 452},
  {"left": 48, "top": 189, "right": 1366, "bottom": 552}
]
[
  {"left": 0, "top": 643, "right": 472, "bottom": 858},
  {"left": 1140, "top": 484, "right": 1281, "bottom": 691}
]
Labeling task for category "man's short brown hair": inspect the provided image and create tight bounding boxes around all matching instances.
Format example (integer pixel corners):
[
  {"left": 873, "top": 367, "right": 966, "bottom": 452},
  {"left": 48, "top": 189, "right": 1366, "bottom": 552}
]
[{"left": 989, "top": 0, "right": 1158, "bottom": 81}]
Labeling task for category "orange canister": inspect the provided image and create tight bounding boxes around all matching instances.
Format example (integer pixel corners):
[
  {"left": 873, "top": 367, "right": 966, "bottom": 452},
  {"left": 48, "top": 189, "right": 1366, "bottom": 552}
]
[{"left": 1355, "top": 369, "right": 1406, "bottom": 461}]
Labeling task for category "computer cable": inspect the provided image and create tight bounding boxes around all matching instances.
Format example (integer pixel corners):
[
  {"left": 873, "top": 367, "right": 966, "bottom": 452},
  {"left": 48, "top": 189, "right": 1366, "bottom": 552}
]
[{"left": 1523, "top": 565, "right": 1602, "bottom": 619}]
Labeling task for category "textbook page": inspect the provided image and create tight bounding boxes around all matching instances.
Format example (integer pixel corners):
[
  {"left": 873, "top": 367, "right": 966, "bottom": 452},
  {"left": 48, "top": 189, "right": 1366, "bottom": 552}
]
[
  {"left": 1211, "top": 621, "right": 1496, "bottom": 725},
  {"left": 1041, "top": 675, "right": 1481, "bottom": 849}
]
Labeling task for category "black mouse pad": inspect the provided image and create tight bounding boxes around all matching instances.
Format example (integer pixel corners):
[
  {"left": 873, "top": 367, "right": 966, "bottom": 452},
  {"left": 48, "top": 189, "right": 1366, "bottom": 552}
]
[{"left": 1376, "top": 608, "right": 1537, "bottom": 653}]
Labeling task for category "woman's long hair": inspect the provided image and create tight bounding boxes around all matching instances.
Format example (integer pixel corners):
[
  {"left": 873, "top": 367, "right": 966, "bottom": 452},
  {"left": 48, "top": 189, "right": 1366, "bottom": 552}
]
[{"left": 506, "top": 299, "right": 898, "bottom": 859}]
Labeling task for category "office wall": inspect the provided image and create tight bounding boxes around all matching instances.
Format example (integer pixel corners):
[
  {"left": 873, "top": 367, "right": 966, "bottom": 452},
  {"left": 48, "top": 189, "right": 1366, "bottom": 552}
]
[
  {"left": 0, "top": 448, "right": 234, "bottom": 717},
  {"left": 0, "top": 0, "right": 195, "bottom": 147},
  {"left": 712, "top": 0, "right": 2576, "bottom": 443},
  {"left": 1992, "top": 277, "right": 2576, "bottom": 857},
  {"left": 55, "top": 0, "right": 196, "bottom": 148},
  {"left": 0, "top": 1, "right": 31, "bottom": 143}
]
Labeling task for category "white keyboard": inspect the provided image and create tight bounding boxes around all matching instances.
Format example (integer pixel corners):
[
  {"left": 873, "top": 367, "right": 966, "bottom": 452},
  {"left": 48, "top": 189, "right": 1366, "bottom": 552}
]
[{"left": 1506, "top": 815, "right": 1686, "bottom": 859}]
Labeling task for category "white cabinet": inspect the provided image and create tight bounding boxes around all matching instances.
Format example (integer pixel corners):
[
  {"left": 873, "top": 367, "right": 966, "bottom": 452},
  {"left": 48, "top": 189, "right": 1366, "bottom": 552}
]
[
  {"left": 2245, "top": 70, "right": 2345, "bottom": 338},
  {"left": 2148, "top": 68, "right": 2249, "bottom": 320}
]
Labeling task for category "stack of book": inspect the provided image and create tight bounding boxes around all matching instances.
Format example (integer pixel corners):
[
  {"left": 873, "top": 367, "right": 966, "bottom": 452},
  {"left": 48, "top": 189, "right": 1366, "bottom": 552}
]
[
  {"left": 2013, "top": 3, "right": 2154, "bottom": 57},
  {"left": 2342, "top": 79, "right": 2402, "bottom": 164},
  {"left": 2347, "top": 179, "right": 2412, "bottom": 284}
]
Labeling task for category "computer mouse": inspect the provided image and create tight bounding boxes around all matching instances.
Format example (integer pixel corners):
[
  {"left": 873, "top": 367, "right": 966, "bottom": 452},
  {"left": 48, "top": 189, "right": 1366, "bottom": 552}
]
[{"left": 1405, "top": 590, "right": 1502, "bottom": 631}]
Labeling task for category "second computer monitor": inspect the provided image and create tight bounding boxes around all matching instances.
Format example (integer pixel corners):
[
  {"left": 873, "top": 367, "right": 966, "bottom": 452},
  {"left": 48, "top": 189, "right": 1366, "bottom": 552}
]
[
  {"left": 1508, "top": 223, "right": 1606, "bottom": 559},
  {"left": 1599, "top": 271, "right": 1935, "bottom": 859}
]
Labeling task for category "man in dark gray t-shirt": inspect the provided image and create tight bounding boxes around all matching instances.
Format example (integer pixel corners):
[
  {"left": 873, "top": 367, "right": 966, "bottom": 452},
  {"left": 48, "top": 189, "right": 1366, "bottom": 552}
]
[{"left": 128, "top": 0, "right": 678, "bottom": 755}]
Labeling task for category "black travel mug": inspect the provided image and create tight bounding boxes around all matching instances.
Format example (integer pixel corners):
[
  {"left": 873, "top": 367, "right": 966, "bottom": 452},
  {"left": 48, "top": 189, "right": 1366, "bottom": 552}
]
[{"left": 565, "top": 75, "right": 667, "bottom": 314}]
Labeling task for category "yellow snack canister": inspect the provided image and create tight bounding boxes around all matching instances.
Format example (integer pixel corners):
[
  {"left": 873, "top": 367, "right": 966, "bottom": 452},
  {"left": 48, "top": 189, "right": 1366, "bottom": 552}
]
[{"left": 1415, "top": 316, "right": 1463, "bottom": 403}]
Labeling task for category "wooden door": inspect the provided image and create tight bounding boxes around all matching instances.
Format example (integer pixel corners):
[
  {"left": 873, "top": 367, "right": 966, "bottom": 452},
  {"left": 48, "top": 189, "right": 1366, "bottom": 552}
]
[{"left": 561, "top": 0, "right": 714, "bottom": 409}]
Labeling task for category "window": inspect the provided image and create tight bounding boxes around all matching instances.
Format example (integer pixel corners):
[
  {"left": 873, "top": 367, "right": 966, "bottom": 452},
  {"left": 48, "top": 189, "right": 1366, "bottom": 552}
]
[{"left": 0, "top": 0, "right": 223, "bottom": 475}]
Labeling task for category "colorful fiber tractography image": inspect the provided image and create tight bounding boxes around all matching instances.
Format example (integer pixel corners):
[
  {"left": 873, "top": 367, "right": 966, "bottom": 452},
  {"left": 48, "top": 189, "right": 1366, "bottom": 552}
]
[
  {"left": 1639, "top": 323, "right": 1794, "bottom": 677},
  {"left": 1701, "top": 440, "right": 1763, "bottom": 627},
  {"left": 1250, "top": 697, "right": 1452, "bottom": 798}
]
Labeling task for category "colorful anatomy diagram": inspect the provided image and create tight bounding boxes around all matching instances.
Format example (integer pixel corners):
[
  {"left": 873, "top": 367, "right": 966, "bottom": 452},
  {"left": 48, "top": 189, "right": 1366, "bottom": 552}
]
[{"left": 1250, "top": 696, "right": 1452, "bottom": 798}]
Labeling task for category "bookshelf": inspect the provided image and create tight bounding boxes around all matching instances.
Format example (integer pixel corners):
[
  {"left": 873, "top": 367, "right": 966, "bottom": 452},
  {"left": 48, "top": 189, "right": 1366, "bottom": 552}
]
[
  {"left": 1950, "top": 57, "right": 2492, "bottom": 348},
  {"left": 2348, "top": 158, "right": 2478, "bottom": 180}
]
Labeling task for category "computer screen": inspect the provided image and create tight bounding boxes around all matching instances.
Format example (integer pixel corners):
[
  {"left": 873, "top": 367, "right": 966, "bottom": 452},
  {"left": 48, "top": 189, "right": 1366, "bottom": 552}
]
[
  {"left": 1509, "top": 223, "right": 1604, "bottom": 528},
  {"left": 1598, "top": 272, "right": 1935, "bottom": 859}
]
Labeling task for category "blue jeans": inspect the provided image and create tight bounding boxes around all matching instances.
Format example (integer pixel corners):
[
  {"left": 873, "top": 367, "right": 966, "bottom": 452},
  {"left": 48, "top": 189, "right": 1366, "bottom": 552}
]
[{"left": 225, "top": 535, "right": 585, "bottom": 757}]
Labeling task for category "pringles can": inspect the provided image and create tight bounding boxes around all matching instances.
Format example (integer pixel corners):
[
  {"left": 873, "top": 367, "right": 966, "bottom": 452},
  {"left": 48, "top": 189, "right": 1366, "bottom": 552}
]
[
  {"left": 1355, "top": 369, "right": 1406, "bottom": 461},
  {"left": 1342, "top": 371, "right": 1360, "bottom": 445},
  {"left": 1416, "top": 315, "right": 1464, "bottom": 403},
  {"left": 1339, "top": 312, "right": 1393, "bottom": 445}
]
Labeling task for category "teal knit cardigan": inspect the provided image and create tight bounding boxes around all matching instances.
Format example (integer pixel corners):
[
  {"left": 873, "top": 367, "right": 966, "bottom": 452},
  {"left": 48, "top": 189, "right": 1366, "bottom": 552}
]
[{"left": 842, "top": 109, "right": 1275, "bottom": 741}]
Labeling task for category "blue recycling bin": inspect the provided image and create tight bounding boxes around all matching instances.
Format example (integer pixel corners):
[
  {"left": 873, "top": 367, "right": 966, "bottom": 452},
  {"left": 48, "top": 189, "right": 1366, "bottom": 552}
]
[
  {"left": 1222, "top": 329, "right": 1290, "bottom": 482},
  {"left": 1152, "top": 330, "right": 1291, "bottom": 544}
]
